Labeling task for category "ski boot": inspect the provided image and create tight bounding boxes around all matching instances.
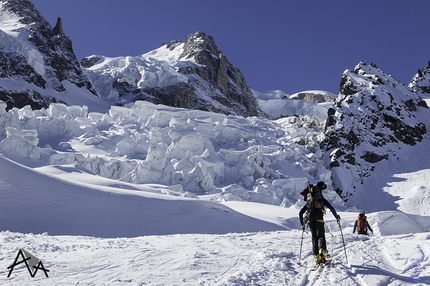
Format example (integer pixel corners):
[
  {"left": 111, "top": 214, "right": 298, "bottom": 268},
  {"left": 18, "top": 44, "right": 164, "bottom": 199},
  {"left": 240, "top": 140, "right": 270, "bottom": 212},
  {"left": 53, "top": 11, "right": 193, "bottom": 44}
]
[{"left": 318, "top": 248, "right": 326, "bottom": 264}]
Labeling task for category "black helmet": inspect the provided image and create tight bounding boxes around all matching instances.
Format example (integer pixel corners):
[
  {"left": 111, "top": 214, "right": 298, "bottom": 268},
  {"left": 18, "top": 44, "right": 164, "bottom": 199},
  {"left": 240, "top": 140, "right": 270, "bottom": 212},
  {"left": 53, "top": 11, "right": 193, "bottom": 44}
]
[{"left": 316, "top": 181, "right": 327, "bottom": 190}]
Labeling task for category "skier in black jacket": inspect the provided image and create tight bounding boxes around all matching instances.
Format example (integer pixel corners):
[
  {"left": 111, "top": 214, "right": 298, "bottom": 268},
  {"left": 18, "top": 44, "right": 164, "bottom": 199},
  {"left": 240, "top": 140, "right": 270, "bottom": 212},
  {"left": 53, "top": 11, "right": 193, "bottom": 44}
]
[{"left": 299, "top": 181, "right": 340, "bottom": 264}]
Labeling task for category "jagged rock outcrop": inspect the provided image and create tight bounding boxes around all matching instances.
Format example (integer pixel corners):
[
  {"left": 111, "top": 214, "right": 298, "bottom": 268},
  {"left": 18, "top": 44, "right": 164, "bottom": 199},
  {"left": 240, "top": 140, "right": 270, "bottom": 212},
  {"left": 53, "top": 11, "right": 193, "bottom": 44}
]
[
  {"left": 0, "top": 0, "right": 97, "bottom": 110},
  {"left": 321, "top": 61, "right": 428, "bottom": 200},
  {"left": 409, "top": 61, "right": 430, "bottom": 95},
  {"left": 53, "top": 17, "right": 65, "bottom": 36},
  {"left": 81, "top": 31, "right": 260, "bottom": 117},
  {"left": 290, "top": 91, "right": 336, "bottom": 104},
  {"left": 178, "top": 32, "right": 259, "bottom": 116}
]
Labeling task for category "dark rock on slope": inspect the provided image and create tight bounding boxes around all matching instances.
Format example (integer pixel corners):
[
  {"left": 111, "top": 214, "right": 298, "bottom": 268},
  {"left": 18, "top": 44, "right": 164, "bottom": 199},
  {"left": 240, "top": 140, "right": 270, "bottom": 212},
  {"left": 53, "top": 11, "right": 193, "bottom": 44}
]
[{"left": 321, "top": 61, "right": 428, "bottom": 200}]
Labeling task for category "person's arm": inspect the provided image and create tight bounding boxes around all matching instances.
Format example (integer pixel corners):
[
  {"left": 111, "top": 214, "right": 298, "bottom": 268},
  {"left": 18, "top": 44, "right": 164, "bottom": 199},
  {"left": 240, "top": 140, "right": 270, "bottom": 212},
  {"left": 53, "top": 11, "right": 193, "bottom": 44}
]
[
  {"left": 299, "top": 204, "right": 307, "bottom": 226},
  {"left": 367, "top": 221, "right": 373, "bottom": 233},
  {"left": 353, "top": 220, "right": 357, "bottom": 233},
  {"left": 323, "top": 198, "right": 339, "bottom": 220}
]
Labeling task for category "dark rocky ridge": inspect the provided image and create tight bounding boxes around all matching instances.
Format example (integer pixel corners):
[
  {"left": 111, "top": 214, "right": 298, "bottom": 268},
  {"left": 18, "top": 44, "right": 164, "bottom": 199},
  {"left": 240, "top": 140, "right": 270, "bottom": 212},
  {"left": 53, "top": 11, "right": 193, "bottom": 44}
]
[
  {"left": 0, "top": 0, "right": 97, "bottom": 110},
  {"left": 321, "top": 61, "right": 428, "bottom": 200},
  {"left": 178, "top": 32, "right": 259, "bottom": 117},
  {"left": 410, "top": 61, "right": 430, "bottom": 95},
  {"left": 291, "top": 91, "right": 335, "bottom": 104}
]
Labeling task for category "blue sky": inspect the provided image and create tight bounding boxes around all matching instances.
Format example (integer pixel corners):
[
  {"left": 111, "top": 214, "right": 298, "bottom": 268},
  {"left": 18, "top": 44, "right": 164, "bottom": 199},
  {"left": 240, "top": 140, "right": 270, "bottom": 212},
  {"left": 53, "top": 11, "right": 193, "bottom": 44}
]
[{"left": 31, "top": 0, "right": 430, "bottom": 95}]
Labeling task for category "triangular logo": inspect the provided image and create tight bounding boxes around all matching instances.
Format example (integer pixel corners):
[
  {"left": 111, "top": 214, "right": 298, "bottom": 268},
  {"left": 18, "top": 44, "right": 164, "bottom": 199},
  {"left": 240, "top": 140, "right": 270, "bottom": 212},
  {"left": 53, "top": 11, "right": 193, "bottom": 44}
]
[{"left": 7, "top": 249, "right": 49, "bottom": 278}]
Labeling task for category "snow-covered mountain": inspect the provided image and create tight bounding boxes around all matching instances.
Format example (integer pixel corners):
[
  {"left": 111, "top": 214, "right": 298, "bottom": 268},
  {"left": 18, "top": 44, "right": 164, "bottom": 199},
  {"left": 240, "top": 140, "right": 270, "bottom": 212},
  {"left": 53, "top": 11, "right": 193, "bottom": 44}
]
[
  {"left": 0, "top": 0, "right": 105, "bottom": 111},
  {"left": 322, "top": 61, "right": 428, "bottom": 207},
  {"left": 0, "top": 0, "right": 334, "bottom": 119},
  {"left": 81, "top": 31, "right": 261, "bottom": 117},
  {"left": 410, "top": 61, "right": 430, "bottom": 96},
  {"left": 0, "top": 0, "right": 262, "bottom": 117}
]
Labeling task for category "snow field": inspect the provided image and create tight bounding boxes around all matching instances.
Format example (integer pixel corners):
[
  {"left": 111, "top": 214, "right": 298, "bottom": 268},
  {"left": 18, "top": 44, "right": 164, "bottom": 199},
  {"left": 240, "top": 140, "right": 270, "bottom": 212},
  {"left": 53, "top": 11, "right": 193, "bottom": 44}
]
[{"left": 1, "top": 227, "right": 429, "bottom": 285}]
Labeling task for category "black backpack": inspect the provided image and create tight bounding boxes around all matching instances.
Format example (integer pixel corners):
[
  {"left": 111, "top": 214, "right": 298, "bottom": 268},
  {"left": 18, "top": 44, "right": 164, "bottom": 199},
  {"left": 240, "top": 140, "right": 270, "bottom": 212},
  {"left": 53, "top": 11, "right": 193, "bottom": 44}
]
[{"left": 300, "top": 181, "right": 326, "bottom": 209}]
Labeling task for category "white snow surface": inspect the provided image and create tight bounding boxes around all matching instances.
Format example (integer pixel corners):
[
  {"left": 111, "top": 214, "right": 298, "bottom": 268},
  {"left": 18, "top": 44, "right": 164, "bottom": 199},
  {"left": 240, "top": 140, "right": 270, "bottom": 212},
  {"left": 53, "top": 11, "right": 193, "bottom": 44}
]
[
  {"left": 0, "top": 99, "right": 430, "bottom": 285},
  {"left": 253, "top": 90, "right": 331, "bottom": 120},
  {"left": 83, "top": 43, "right": 188, "bottom": 101}
]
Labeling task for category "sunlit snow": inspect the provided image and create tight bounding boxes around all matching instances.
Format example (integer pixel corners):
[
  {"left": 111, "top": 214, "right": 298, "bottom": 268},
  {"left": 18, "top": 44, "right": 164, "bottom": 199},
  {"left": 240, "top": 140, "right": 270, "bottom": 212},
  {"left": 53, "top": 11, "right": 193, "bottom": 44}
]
[{"left": 1, "top": 98, "right": 429, "bottom": 285}]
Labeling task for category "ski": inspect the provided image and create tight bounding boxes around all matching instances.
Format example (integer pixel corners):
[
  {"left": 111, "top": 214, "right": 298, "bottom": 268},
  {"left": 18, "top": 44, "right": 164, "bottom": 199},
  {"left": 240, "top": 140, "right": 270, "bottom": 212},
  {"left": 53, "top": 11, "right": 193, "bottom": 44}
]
[
  {"left": 311, "top": 258, "right": 332, "bottom": 272},
  {"left": 318, "top": 262, "right": 325, "bottom": 273},
  {"left": 310, "top": 262, "right": 321, "bottom": 271}
]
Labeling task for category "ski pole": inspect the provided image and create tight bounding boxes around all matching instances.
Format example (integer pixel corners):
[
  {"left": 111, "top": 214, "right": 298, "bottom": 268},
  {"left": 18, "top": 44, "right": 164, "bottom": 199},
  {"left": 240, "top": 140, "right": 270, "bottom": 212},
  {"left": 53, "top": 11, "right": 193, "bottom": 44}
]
[
  {"left": 338, "top": 220, "right": 348, "bottom": 264},
  {"left": 325, "top": 225, "right": 335, "bottom": 238},
  {"left": 298, "top": 227, "right": 305, "bottom": 265}
]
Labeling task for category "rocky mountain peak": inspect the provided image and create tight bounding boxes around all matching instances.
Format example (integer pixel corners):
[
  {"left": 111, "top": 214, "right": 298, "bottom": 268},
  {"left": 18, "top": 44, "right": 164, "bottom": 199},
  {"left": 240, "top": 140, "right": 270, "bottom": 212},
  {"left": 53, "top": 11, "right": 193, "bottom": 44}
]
[
  {"left": 322, "top": 61, "right": 428, "bottom": 200},
  {"left": 179, "top": 31, "right": 220, "bottom": 60},
  {"left": 0, "top": 0, "right": 97, "bottom": 110},
  {"left": 82, "top": 31, "right": 260, "bottom": 117},
  {"left": 177, "top": 31, "right": 260, "bottom": 117},
  {"left": 409, "top": 61, "right": 430, "bottom": 95},
  {"left": 53, "top": 17, "right": 65, "bottom": 36}
]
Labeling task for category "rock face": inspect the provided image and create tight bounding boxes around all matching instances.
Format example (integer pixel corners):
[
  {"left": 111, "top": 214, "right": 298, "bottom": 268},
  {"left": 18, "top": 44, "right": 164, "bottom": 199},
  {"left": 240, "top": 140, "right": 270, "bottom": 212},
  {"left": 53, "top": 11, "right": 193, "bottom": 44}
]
[
  {"left": 409, "top": 61, "right": 430, "bottom": 95},
  {"left": 52, "top": 17, "right": 65, "bottom": 36},
  {"left": 290, "top": 91, "right": 336, "bottom": 104},
  {"left": 178, "top": 32, "right": 259, "bottom": 116},
  {"left": 82, "top": 31, "right": 260, "bottom": 117},
  {"left": 321, "top": 61, "right": 428, "bottom": 200},
  {"left": 0, "top": 0, "right": 97, "bottom": 110}
]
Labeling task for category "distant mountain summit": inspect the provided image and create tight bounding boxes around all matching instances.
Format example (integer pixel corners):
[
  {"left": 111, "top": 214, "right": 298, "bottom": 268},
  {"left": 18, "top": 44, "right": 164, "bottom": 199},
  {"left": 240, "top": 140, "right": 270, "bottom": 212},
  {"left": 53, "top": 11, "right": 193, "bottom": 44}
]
[
  {"left": 0, "top": 0, "right": 315, "bottom": 116},
  {"left": 409, "top": 61, "right": 430, "bottom": 95},
  {"left": 81, "top": 31, "right": 260, "bottom": 117},
  {"left": 0, "top": 0, "right": 97, "bottom": 110},
  {"left": 322, "top": 61, "right": 428, "bottom": 200}
]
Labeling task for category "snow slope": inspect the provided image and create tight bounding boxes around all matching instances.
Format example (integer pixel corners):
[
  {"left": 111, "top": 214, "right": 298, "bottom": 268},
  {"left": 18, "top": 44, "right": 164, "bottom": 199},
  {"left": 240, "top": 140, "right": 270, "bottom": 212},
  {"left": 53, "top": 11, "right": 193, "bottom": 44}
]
[
  {"left": 82, "top": 44, "right": 187, "bottom": 101},
  {"left": 0, "top": 154, "right": 284, "bottom": 237},
  {"left": 252, "top": 89, "right": 331, "bottom": 120},
  {"left": 0, "top": 98, "right": 430, "bottom": 285}
]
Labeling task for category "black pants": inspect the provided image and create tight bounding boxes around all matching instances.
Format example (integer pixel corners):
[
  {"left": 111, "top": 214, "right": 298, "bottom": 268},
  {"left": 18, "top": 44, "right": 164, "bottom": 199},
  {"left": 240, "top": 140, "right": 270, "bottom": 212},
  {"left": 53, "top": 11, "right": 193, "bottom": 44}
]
[
  {"left": 307, "top": 209, "right": 326, "bottom": 255},
  {"left": 309, "top": 220, "right": 326, "bottom": 255}
]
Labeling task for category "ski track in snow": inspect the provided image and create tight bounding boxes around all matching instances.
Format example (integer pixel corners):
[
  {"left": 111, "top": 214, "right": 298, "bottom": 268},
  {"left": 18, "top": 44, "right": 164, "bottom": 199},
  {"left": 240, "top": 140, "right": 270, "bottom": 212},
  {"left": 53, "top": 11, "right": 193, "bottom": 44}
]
[{"left": 1, "top": 230, "right": 429, "bottom": 285}]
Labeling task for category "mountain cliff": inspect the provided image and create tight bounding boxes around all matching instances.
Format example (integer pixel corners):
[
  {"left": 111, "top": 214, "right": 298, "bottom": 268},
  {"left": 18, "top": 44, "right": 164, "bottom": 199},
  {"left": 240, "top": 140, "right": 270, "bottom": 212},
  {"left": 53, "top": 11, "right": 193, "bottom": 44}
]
[
  {"left": 322, "top": 61, "right": 428, "bottom": 201},
  {"left": 81, "top": 31, "right": 261, "bottom": 117},
  {"left": 0, "top": 0, "right": 97, "bottom": 110},
  {"left": 409, "top": 61, "right": 430, "bottom": 96}
]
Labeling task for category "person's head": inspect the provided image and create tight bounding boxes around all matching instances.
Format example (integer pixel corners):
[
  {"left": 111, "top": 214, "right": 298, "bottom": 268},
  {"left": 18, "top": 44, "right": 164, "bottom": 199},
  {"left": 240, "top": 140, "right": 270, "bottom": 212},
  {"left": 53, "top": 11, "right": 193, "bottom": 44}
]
[
  {"left": 316, "top": 181, "right": 327, "bottom": 190},
  {"left": 359, "top": 212, "right": 365, "bottom": 218}
]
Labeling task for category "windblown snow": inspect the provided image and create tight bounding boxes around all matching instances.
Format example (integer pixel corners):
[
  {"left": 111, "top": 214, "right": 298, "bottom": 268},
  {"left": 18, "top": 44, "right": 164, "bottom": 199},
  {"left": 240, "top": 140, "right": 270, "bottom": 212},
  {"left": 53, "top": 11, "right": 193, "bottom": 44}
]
[{"left": 0, "top": 97, "right": 429, "bottom": 285}]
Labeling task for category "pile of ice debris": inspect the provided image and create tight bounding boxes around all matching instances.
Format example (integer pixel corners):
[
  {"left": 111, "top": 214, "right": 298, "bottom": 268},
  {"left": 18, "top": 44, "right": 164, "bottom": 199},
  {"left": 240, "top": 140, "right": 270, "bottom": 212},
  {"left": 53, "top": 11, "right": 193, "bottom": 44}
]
[{"left": 0, "top": 100, "right": 341, "bottom": 206}]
